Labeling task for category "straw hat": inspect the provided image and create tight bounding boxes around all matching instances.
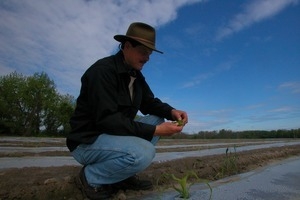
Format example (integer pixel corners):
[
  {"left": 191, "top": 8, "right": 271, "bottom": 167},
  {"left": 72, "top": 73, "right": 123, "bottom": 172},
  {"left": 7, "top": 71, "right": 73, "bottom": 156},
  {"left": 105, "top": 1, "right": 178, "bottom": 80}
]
[{"left": 114, "top": 22, "right": 163, "bottom": 54}]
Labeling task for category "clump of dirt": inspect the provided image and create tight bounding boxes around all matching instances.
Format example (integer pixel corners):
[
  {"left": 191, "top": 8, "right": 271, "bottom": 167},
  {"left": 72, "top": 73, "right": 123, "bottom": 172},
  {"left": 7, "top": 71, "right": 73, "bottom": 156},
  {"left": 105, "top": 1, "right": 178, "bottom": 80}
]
[{"left": 0, "top": 144, "right": 299, "bottom": 200}]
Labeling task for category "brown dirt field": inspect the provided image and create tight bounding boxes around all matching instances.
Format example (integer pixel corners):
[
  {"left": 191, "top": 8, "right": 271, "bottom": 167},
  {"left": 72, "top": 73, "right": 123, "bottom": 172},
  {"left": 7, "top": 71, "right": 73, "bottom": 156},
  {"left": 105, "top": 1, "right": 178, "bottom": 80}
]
[{"left": 0, "top": 141, "right": 300, "bottom": 200}]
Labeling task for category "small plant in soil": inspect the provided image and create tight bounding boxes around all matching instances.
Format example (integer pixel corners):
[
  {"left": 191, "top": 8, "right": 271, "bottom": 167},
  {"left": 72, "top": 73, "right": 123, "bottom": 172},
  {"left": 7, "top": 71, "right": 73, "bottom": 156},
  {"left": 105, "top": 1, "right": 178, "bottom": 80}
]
[
  {"left": 216, "top": 146, "right": 238, "bottom": 178},
  {"left": 161, "top": 171, "right": 212, "bottom": 199}
]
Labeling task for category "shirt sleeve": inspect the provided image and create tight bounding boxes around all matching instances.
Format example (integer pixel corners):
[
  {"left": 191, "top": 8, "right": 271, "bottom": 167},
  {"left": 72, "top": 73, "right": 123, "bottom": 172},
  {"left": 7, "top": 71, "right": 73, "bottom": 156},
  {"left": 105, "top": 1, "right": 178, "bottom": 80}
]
[{"left": 139, "top": 77, "right": 175, "bottom": 120}]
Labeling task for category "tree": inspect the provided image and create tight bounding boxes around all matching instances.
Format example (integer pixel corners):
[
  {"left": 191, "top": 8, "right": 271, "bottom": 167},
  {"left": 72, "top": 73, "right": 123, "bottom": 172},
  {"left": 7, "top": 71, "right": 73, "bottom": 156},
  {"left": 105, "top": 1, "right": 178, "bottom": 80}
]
[
  {"left": 43, "top": 94, "right": 74, "bottom": 136},
  {"left": 22, "top": 72, "right": 58, "bottom": 135},
  {"left": 0, "top": 71, "right": 75, "bottom": 136},
  {"left": 0, "top": 72, "right": 27, "bottom": 134}
]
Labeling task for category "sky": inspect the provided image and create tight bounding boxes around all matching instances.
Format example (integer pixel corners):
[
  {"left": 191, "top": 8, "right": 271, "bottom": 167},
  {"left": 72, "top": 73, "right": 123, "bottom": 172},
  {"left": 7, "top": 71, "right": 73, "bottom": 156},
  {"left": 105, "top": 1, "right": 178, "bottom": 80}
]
[{"left": 0, "top": 0, "right": 299, "bottom": 133}]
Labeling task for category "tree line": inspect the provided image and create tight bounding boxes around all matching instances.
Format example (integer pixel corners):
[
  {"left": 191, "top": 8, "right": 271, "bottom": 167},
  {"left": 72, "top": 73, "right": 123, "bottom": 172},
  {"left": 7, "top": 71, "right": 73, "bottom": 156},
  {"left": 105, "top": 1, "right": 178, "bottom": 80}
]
[
  {"left": 168, "top": 128, "right": 300, "bottom": 139},
  {"left": 0, "top": 72, "right": 75, "bottom": 136}
]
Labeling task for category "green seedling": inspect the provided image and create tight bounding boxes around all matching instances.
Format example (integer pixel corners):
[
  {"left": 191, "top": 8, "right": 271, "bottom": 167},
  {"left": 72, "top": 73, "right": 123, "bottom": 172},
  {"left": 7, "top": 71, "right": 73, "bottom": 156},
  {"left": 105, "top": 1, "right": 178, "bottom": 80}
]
[
  {"left": 173, "top": 119, "right": 185, "bottom": 126},
  {"left": 161, "top": 171, "right": 212, "bottom": 199}
]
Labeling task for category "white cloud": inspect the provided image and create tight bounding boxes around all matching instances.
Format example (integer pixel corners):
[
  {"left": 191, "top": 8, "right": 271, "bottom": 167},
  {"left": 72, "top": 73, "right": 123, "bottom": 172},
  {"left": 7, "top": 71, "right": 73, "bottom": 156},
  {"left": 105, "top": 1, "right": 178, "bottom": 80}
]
[
  {"left": 216, "top": 0, "right": 299, "bottom": 40},
  {"left": 247, "top": 105, "right": 299, "bottom": 123},
  {"left": 181, "top": 72, "right": 214, "bottom": 88},
  {"left": 279, "top": 81, "right": 300, "bottom": 94},
  {"left": 0, "top": 0, "right": 204, "bottom": 96},
  {"left": 182, "top": 108, "right": 235, "bottom": 132},
  {"left": 268, "top": 106, "right": 293, "bottom": 113},
  {"left": 181, "top": 57, "right": 236, "bottom": 89}
]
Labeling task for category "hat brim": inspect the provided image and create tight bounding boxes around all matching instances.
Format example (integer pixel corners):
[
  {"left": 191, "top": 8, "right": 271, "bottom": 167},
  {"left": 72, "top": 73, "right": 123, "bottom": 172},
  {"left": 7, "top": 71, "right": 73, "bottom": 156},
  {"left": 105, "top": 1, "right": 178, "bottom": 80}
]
[{"left": 114, "top": 35, "right": 163, "bottom": 54}]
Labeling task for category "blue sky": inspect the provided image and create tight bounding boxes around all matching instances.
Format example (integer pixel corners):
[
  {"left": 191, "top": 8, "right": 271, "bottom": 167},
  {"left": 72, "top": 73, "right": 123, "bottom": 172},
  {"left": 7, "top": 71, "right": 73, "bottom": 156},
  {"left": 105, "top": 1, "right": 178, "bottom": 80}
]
[{"left": 0, "top": 0, "right": 299, "bottom": 133}]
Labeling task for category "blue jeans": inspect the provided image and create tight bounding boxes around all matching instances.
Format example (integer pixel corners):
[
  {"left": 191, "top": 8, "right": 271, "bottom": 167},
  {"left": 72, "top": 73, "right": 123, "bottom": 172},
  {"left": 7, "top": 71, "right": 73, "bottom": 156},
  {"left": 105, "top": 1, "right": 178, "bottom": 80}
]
[{"left": 71, "top": 115, "right": 163, "bottom": 187}]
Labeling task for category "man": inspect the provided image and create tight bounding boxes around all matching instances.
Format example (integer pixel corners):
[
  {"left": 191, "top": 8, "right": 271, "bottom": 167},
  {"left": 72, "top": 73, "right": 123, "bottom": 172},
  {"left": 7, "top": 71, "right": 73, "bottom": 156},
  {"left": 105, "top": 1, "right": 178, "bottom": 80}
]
[{"left": 66, "top": 22, "right": 188, "bottom": 199}]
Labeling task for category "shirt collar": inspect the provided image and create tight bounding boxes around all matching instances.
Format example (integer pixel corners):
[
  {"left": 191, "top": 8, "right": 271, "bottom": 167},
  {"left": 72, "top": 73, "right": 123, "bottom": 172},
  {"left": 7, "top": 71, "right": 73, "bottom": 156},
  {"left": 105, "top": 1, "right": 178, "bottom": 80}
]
[{"left": 114, "top": 51, "right": 138, "bottom": 78}]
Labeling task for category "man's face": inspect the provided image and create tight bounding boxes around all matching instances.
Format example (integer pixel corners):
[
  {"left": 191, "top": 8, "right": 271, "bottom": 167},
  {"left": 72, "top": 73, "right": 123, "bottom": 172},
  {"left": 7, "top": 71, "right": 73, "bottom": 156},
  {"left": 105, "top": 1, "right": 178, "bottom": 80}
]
[{"left": 123, "top": 41, "right": 153, "bottom": 71}]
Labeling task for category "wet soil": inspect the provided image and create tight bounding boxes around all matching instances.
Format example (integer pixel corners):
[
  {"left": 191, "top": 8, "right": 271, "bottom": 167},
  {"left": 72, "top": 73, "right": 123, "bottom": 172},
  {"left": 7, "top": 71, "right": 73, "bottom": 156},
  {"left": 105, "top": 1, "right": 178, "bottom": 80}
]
[{"left": 0, "top": 139, "right": 300, "bottom": 200}]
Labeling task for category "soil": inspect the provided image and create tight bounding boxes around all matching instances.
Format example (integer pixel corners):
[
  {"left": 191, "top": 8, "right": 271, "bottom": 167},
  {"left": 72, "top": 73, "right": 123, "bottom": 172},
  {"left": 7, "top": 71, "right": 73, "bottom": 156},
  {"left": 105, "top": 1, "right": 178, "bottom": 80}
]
[{"left": 0, "top": 139, "right": 300, "bottom": 200}]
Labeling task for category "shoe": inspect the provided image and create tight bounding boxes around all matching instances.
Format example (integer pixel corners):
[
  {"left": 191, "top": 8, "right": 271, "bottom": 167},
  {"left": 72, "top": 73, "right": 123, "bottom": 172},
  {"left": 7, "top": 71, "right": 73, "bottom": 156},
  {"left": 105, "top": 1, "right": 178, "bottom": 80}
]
[
  {"left": 112, "top": 175, "right": 153, "bottom": 191},
  {"left": 76, "top": 167, "right": 113, "bottom": 200}
]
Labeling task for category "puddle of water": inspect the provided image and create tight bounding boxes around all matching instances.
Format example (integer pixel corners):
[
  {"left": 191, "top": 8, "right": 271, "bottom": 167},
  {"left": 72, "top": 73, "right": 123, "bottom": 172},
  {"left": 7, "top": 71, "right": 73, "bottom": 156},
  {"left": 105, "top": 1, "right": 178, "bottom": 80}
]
[
  {"left": 153, "top": 141, "right": 300, "bottom": 162},
  {"left": 156, "top": 140, "right": 282, "bottom": 149},
  {"left": 0, "top": 136, "right": 64, "bottom": 143},
  {"left": 0, "top": 156, "right": 80, "bottom": 169},
  {"left": 0, "top": 146, "right": 68, "bottom": 153}
]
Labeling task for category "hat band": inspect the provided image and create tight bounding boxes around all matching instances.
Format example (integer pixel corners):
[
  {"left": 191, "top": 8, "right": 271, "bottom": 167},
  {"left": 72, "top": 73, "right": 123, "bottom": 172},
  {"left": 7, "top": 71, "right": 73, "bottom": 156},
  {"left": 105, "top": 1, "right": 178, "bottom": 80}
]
[{"left": 129, "top": 36, "right": 155, "bottom": 46}]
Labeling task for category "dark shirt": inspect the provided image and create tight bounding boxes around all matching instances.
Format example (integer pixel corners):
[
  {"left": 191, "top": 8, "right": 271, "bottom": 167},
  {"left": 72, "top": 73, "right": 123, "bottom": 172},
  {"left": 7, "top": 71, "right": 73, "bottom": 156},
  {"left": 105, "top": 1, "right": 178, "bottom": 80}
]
[{"left": 66, "top": 51, "right": 174, "bottom": 151}]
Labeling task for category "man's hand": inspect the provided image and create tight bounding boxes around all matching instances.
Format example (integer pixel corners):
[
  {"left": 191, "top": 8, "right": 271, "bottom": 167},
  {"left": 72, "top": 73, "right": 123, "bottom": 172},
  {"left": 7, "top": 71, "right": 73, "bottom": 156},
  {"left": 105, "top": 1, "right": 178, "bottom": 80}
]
[
  {"left": 153, "top": 109, "right": 188, "bottom": 136},
  {"left": 171, "top": 109, "right": 188, "bottom": 126},
  {"left": 154, "top": 121, "right": 184, "bottom": 136}
]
